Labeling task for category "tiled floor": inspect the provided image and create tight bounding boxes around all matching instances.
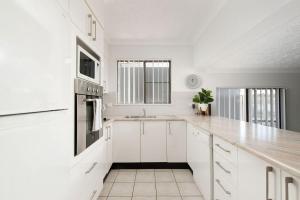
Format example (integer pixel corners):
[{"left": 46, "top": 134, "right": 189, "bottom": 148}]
[{"left": 98, "top": 169, "right": 204, "bottom": 200}]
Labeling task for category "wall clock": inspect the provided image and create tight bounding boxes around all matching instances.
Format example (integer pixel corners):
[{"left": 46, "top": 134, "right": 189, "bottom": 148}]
[{"left": 186, "top": 74, "right": 201, "bottom": 89}]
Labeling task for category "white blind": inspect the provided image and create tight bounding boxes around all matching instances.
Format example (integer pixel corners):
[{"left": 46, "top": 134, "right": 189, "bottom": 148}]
[{"left": 117, "top": 60, "right": 171, "bottom": 104}]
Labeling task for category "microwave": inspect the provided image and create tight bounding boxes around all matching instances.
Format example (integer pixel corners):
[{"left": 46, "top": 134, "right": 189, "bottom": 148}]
[{"left": 77, "top": 39, "right": 101, "bottom": 84}]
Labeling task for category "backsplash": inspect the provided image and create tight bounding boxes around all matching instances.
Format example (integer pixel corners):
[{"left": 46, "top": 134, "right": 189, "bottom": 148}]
[{"left": 103, "top": 91, "right": 196, "bottom": 117}]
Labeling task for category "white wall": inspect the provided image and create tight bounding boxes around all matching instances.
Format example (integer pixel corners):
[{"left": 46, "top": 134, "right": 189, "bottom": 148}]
[{"left": 105, "top": 44, "right": 300, "bottom": 132}]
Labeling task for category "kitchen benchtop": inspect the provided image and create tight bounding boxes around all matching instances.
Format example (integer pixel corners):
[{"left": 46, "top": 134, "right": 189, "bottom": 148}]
[{"left": 106, "top": 115, "right": 300, "bottom": 178}]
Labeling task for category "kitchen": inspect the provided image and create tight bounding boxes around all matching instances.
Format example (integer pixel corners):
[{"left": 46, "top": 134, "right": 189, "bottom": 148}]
[{"left": 0, "top": 0, "right": 300, "bottom": 200}]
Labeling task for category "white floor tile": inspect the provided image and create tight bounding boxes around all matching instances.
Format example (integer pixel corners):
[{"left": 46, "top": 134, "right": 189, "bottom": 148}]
[
  {"left": 133, "top": 183, "right": 156, "bottom": 196},
  {"left": 154, "top": 169, "right": 172, "bottom": 172},
  {"left": 157, "top": 197, "right": 181, "bottom": 200},
  {"left": 100, "top": 182, "right": 113, "bottom": 197},
  {"left": 173, "top": 171, "right": 194, "bottom": 182},
  {"left": 109, "top": 183, "right": 134, "bottom": 197},
  {"left": 182, "top": 197, "right": 204, "bottom": 200},
  {"left": 136, "top": 171, "right": 155, "bottom": 182},
  {"left": 177, "top": 183, "right": 201, "bottom": 196},
  {"left": 156, "top": 182, "right": 180, "bottom": 196},
  {"left": 137, "top": 169, "right": 155, "bottom": 172},
  {"left": 107, "top": 197, "right": 131, "bottom": 200},
  {"left": 155, "top": 171, "right": 175, "bottom": 182},
  {"left": 132, "top": 197, "right": 156, "bottom": 200},
  {"left": 115, "top": 171, "right": 136, "bottom": 182},
  {"left": 106, "top": 170, "right": 119, "bottom": 183}
]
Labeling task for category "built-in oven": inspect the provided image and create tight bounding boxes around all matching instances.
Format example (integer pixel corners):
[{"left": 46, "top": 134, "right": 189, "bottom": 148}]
[
  {"left": 77, "top": 38, "right": 101, "bottom": 84},
  {"left": 74, "top": 78, "right": 103, "bottom": 156}
]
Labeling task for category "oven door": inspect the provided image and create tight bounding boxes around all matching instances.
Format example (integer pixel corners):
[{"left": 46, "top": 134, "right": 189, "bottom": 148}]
[{"left": 77, "top": 46, "right": 100, "bottom": 84}]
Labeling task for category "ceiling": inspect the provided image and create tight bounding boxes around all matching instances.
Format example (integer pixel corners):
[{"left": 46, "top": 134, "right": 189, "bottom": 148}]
[{"left": 104, "top": 0, "right": 226, "bottom": 45}]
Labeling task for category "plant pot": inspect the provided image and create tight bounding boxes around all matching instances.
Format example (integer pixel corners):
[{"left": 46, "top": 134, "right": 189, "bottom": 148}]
[{"left": 198, "top": 104, "right": 208, "bottom": 112}]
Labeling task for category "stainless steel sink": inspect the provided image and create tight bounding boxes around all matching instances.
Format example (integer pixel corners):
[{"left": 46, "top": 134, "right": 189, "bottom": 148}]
[{"left": 125, "top": 115, "right": 157, "bottom": 119}]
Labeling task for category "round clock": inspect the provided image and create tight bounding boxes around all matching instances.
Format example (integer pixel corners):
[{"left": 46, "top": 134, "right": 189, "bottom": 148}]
[{"left": 186, "top": 74, "right": 201, "bottom": 89}]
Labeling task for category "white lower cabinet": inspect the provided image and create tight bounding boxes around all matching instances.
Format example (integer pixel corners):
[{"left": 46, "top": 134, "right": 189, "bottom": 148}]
[
  {"left": 113, "top": 121, "right": 141, "bottom": 162},
  {"left": 167, "top": 121, "right": 187, "bottom": 162},
  {"left": 281, "top": 171, "right": 300, "bottom": 200},
  {"left": 187, "top": 123, "right": 212, "bottom": 200},
  {"left": 104, "top": 123, "right": 113, "bottom": 172},
  {"left": 237, "top": 149, "right": 281, "bottom": 200},
  {"left": 141, "top": 121, "right": 167, "bottom": 162}
]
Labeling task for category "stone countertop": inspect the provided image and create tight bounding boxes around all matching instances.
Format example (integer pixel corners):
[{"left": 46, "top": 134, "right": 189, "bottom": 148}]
[{"left": 105, "top": 115, "right": 300, "bottom": 178}]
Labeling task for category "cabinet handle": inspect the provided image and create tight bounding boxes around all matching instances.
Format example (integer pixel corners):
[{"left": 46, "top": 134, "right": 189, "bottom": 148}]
[
  {"left": 168, "top": 122, "right": 171, "bottom": 135},
  {"left": 108, "top": 126, "right": 111, "bottom": 140},
  {"left": 285, "top": 177, "right": 294, "bottom": 200},
  {"left": 88, "top": 14, "right": 93, "bottom": 36},
  {"left": 215, "top": 161, "right": 231, "bottom": 174},
  {"left": 216, "top": 179, "right": 231, "bottom": 195},
  {"left": 105, "top": 127, "right": 108, "bottom": 141},
  {"left": 142, "top": 122, "right": 144, "bottom": 135},
  {"left": 266, "top": 166, "right": 273, "bottom": 200},
  {"left": 92, "top": 20, "right": 96, "bottom": 41},
  {"left": 215, "top": 144, "right": 231, "bottom": 154},
  {"left": 85, "top": 162, "right": 98, "bottom": 174},
  {"left": 89, "top": 190, "right": 97, "bottom": 200}
]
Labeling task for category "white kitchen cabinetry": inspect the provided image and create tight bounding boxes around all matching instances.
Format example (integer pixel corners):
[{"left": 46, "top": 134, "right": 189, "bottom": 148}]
[
  {"left": 0, "top": 111, "right": 72, "bottom": 200},
  {"left": 104, "top": 123, "right": 113, "bottom": 172},
  {"left": 281, "top": 171, "right": 300, "bottom": 200},
  {"left": 0, "top": 0, "right": 71, "bottom": 116},
  {"left": 237, "top": 149, "right": 281, "bottom": 200},
  {"left": 86, "top": 0, "right": 105, "bottom": 27},
  {"left": 70, "top": 138, "right": 106, "bottom": 200},
  {"left": 167, "top": 121, "right": 187, "bottom": 162},
  {"left": 113, "top": 121, "right": 141, "bottom": 162},
  {"left": 187, "top": 123, "right": 212, "bottom": 200},
  {"left": 57, "top": 0, "right": 69, "bottom": 12},
  {"left": 141, "top": 121, "right": 167, "bottom": 162}
]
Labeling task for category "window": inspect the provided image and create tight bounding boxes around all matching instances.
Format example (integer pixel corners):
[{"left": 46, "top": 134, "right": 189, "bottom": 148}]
[
  {"left": 117, "top": 60, "right": 171, "bottom": 104},
  {"left": 217, "top": 88, "right": 286, "bottom": 129}
]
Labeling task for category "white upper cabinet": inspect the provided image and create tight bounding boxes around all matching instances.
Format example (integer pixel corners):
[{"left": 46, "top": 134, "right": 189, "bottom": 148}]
[
  {"left": 167, "top": 121, "right": 186, "bottom": 162},
  {"left": 237, "top": 149, "right": 281, "bottom": 200},
  {"left": 0, "top": 0, "right": 71, "bottom": 116},
  {"left": 70, "top": 0, "right": 92, "bottom": 37},
  {"left": 56, "top": 0, "right": 69, "bottom": 12},
  {"left": 86, "top": 0, "right": 105, "bottom": 28},
  {"left": 113, "top": 121, "right": 141, "bottom": 162},
  {"left": 141, "top": 121, "right": 167, "bottom": 162},
  {"left": 281, "top": 171, "right": 300, "bottom": 200}
]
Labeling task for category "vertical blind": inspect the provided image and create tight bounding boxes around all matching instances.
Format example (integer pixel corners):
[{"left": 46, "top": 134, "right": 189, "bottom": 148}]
[
  {"left": 217, "top": 88, "right": 286, "bottom": 129},
  {"left": 117, "top": 60, "right": 171, "bottom": 104}
]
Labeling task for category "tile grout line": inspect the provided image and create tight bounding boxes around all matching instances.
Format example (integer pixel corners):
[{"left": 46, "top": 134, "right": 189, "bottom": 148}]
[
  {"left": 154, "top": 169, "right": 158, "bottom": 200},
  {"left": 172, "top": 169, "right": 184, "bottom": 200},
  {"left": 106, "top": 169, "right": 119, "bottom": 200},
  {"left": 131, "top": 169, "right": 137, "bottom": 200}
]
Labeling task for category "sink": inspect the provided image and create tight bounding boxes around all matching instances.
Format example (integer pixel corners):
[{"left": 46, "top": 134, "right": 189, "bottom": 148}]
[{"left": 125, "top": 115, "right": 157, "bottom": 119}]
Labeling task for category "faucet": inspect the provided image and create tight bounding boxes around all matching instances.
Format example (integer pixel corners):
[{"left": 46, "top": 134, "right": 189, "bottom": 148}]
[{"left": 142, "top": 108, "right": 146, "bottom": 117}]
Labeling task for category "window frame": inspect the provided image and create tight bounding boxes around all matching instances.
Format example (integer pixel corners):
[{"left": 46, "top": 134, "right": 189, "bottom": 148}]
[{"left": 116, "top": 59, "right": 172, "bottom": 105}]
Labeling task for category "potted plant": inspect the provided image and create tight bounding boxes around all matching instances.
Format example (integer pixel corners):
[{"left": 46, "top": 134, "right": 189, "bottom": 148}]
[{"left": 193, "top": 88, "right": 214, "bottom": 112}]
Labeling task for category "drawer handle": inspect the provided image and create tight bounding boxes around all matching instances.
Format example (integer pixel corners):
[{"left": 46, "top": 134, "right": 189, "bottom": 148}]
[
  {"left": 285, "top": 177, "right": 294, "bottom": 200},
  {"left": 215, "top": 161, "right": 231, "bottom": 174},
  {"left": 216, "top": 179, "right": 231, "bottom": 195},
  {"left": 266, "top": 166, "right": 273, "bottom": 200},
  {"left": 85, "top": 162, "right": 98, "bottom": 174},
  {"left": 215, "top": 143, "right": 231, "bottom": 154},
  {"left": 88, "top": 14, "right": 93, "bottom": 36},
  {"left": 89, "top": 190, "right": 97, "bottom": 200}
]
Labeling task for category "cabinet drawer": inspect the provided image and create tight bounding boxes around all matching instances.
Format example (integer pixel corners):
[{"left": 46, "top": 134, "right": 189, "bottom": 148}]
[
  {"left": 213, "top": 136, "right": 237, "bottom": 163},
  {"left": 214, "top": 177, "right": 234, "bottom": 200},
  {"left": 214, "top": 152, "right": 236, "bottom": 186}
]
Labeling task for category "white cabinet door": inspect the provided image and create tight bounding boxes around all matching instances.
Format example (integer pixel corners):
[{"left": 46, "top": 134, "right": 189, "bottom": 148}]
[
  {"left": 57, "top": 0, "right": 69, "bottom": 12},
  {"left": 94, "top": 22, "right": 104, "bottom": 53},
  {"left": 0, "top": 1, "right": 71, "bottom": 115},
  {"left": 193, "top": 128, "right": 212, "bottom": 200},
  {"left": 187, "top": 123, "right": 196, "bottom": 170},
  {"left": 281, "top": 171, "right": 300, "bottom": 200},
  {"left": 70, "top": 0, "right": 93, "bottom": 37},
  {"left": 113, "top": 121, "right": 141, "bottom": 162},
  {"left": 141, "top": 121, "right": 167, "bottom": 162},
  {"left": 238, "top": 149, "right": 281, "bottom": 200},
  {"left": 167, "top": 121, "right": 186, "bottom": 162},
  {"left": 0, "top": 111, "right": 71, "bottom": 200},
  {"left": 105, "top": 124, "right": 113, "bottom": 171},
  {"left": 86, "top": 0, "right": 105, "bottom": 27}
]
